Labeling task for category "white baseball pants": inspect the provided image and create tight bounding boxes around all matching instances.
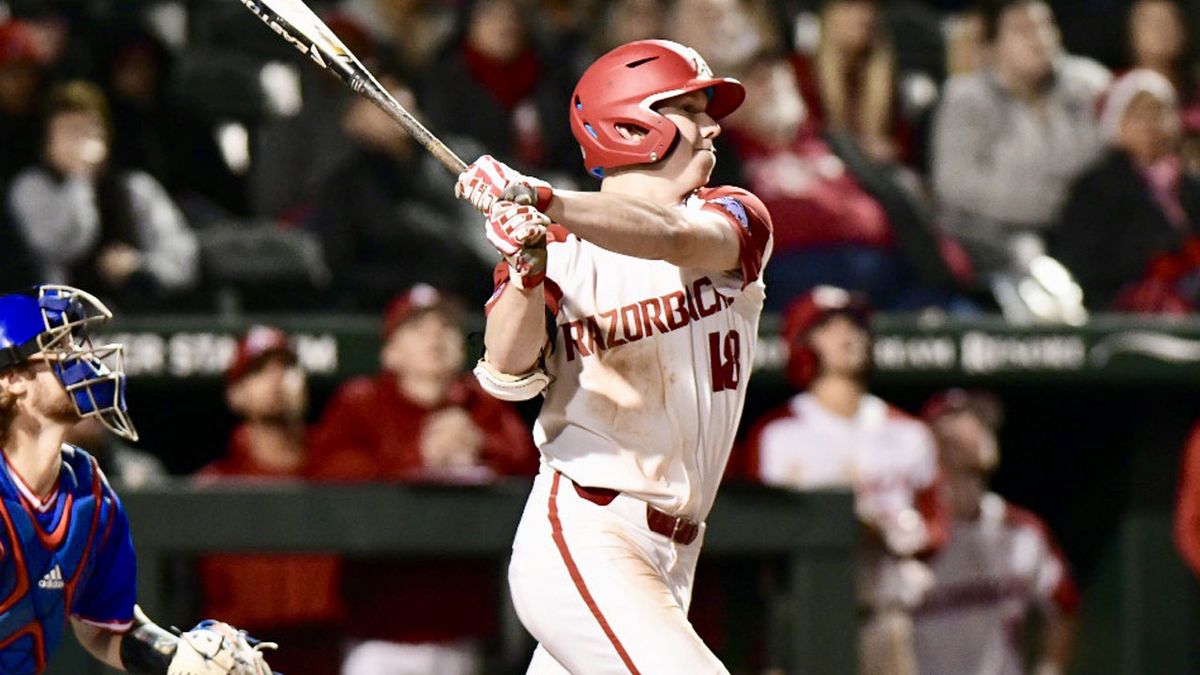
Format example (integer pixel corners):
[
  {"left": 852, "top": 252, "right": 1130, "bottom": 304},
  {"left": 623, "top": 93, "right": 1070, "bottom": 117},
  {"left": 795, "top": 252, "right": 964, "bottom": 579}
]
[{"left": 508, "top": 466, "right": 728, "bottom": 675}]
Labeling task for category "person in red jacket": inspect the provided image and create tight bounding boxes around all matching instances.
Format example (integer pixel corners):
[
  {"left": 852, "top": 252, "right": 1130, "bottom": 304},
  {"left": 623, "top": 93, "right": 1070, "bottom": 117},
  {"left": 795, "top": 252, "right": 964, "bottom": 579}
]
[
  {"left": 307, "top": 283, "right": 537, "bottom": 675},
  {"left": 1176, "top": 422, "right": 1200, "bottom": 578},
  {"left": 195, "top": 325, "right": 344, "bottom": 675}
]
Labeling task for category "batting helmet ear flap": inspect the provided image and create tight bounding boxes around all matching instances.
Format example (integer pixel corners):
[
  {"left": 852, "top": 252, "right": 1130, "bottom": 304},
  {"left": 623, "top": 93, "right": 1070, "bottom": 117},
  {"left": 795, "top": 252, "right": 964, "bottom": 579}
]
[{"left": 785, "top": 342, "right": 821, "bottom": 391}]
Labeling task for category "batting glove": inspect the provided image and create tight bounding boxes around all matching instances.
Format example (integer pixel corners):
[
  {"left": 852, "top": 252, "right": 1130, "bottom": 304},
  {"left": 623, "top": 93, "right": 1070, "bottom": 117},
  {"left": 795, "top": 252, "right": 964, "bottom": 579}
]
[
  {"left": 456, "top": 155, "right": 552, "bottom": 214},
  {"left": 487, "top": 202, "right": 549, "bottom": 289}
]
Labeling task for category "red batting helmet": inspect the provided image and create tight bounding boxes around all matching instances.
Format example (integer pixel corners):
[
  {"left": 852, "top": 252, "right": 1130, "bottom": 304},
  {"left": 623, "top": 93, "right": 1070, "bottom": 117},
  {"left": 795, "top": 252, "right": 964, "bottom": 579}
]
[
  {"left": 782, "top": 286, "right": 872, "bottom": 390},
  {"left": 569, "top": 39, "right": 746, "bottom": 178}
]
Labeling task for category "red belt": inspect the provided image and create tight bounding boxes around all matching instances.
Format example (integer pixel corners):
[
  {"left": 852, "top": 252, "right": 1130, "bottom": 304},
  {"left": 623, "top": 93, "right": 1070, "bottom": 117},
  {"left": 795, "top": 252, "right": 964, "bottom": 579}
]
[{"left": 572, "top": 482, "right": 700, "bottom": 546}]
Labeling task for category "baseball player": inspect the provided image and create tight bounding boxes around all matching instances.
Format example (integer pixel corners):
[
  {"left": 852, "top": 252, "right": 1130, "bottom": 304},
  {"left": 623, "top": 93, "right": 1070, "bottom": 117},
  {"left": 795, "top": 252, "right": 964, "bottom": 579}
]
[
  {"left": 916, "top": 390, "right": 1078, "bottom": 675},
  {"left": 740, "top": 286, "right": 947, "bottom": 675},
  {"left": 0, "top": 284, "right": 273, "bottom": 675},
  {"left": 454, "top": 39, "right": 773, "bottom": 673}
]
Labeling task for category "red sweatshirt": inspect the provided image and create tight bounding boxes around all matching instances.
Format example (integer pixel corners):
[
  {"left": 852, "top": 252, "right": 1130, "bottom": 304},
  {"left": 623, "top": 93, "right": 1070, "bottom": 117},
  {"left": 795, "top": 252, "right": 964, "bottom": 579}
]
[
  {"left": 196, "top": 426, "right": 345, "bottom": 631},
  {"left": 305, "top": 372, "right": 538, "bottom": 644}
]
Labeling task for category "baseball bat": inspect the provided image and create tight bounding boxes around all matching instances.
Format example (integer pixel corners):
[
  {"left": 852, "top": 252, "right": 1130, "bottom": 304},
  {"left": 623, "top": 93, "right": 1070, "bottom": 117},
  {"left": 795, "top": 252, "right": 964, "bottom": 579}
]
[{"left": 238, "top": 0, "right": 467, "bottom": 175}]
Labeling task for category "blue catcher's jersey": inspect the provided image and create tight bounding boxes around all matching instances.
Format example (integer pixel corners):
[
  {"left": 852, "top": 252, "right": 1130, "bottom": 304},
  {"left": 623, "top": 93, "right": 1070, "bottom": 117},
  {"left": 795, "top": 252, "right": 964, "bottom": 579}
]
[{"left": 0, "top": 445, "right": 136, "bottom": 674}]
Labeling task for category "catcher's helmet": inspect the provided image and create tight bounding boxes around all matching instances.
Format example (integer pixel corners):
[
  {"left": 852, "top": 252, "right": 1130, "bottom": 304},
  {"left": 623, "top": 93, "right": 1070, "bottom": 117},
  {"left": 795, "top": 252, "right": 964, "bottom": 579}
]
[
  {"left": 569, "top": 39, "right": 746, "bottom": 178},
  {"left": 782, "top": 286, "right": 872, "bottom": 390},
  {"left": 0, "top": 285, "right": 137, "bottom": 440}
]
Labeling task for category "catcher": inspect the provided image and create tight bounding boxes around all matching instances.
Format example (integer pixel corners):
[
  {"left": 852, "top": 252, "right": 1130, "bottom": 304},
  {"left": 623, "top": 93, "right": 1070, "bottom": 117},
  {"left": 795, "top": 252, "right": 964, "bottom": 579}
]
[{"left": 0, "top": 284, "right": 274, "bottom": 675}]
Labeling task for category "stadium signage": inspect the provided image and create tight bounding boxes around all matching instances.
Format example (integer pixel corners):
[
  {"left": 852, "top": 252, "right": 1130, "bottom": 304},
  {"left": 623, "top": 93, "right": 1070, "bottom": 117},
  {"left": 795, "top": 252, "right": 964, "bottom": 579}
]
[
  {"left": 95, "top": 331, "right": 339, "bottom": 378},
  {"left": 873, "top": 331, "right": 1088, "bottom": 374}
]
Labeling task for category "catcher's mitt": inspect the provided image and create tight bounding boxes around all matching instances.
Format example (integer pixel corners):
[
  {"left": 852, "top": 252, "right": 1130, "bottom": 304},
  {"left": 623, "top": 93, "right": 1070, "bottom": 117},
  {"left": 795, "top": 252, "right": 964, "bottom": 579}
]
[{"left": 167, "top": 620, "right": 276, "bottom": 675}]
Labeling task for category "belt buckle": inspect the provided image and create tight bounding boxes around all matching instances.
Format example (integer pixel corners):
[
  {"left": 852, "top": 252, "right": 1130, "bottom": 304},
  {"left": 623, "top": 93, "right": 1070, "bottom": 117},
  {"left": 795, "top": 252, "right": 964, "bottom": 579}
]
[{"left": 671, "top": 516, "right": 685, "bottom": 542}]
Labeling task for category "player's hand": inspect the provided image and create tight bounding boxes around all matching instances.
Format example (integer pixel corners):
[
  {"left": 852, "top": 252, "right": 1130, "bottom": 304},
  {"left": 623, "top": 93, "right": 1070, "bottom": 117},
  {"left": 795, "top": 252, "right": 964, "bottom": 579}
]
[
  {"left": 96, "top": 243, "right": 144, "bottom": 287},
  {"left": 420, "top": 407, "right": 483, "bottom": 468},
  {"left": 881, "top": 508, "right": 930, "bottom": 557},
  {"left": 456, "top": 155, "right": 552, "bottom": 213},
  {"left": 487, "top": 202, "right": 549, "bottom": 289},
  {"left": 167, "top": 620, "right": 276, "bottom": 675}
]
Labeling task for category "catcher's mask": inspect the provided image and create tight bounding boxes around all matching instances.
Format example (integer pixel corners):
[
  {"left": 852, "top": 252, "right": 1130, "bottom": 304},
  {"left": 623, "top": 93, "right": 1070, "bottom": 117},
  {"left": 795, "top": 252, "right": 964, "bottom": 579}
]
[{"left": 0, "top": 285, "right": 137, "bottom": 441}]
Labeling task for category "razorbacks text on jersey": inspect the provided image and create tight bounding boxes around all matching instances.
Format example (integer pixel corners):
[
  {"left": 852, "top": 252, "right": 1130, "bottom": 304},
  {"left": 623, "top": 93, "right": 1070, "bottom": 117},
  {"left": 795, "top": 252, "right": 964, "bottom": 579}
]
[
  {"left": 0, "top": 444, "right": 135, "bottom": 674},
  {"left": 490, "top": 185, "right": 773, "bottom": 521}
]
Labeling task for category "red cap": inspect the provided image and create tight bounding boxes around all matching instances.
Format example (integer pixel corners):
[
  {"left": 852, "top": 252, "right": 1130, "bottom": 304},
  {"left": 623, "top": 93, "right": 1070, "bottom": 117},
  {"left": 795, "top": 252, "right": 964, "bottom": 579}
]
[
  {"left": 226, "top": 325, "right": 297, "bottom": 385},
  {"left": 570, "top": 39, "right": 745, "bottom": 178},
  {"left": 382, "top": 284, "right": 460, "bottom": 339},
  {"left": 921, "top": 388, "right": 1004, "bottom": 430},
  {"left": 781, "top": 286, "right": 872, "bottom": 390},
  {"left": 0, "top": 22, "right": 40, "bottom": 67},
  {"left": 781, "top": 286, "right": 872, "bottom": 346}
]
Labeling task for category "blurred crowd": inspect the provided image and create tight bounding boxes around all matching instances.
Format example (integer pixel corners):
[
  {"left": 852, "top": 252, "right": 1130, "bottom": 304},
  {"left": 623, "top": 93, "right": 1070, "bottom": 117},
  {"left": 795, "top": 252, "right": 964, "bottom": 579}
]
[{"left": 0, "top": 0, "right": 1198, "bottom": 319}]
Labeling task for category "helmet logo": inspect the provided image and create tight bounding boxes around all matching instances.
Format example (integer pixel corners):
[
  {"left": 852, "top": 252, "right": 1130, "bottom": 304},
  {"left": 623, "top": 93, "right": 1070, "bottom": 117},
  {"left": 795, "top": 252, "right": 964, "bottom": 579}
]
[{"left": 681, "top": 45, "right": 713, "bottom": 79}]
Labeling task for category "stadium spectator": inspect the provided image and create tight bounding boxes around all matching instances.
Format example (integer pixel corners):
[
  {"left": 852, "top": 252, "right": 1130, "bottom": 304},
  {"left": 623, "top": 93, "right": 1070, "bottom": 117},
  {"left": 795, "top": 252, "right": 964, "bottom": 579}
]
[
  {"left": 1125, "top": 0, "right": 1200, "bottom": 181},
  {"left": 1054, "top": 70, "right": 1200, "bottom": 312},
  {"left": 1127, "top": 0, "right": 1199, "bottom": 121},
  {"left": 250, "top": 10, "right": 370, "bottom": 220},
  {"left": 308, "top": 74, "right": 492, "bottom": 309},
  {"left": 931, "top": 0, "right": 1109, "bottom": 288},
  {"left": 590, "top": 0, "right": 665, "bottom": 55},
  {"left": 307, "top": 285, "right": 537, "bottom": 675},
  {"left": 101, "top": 28, "right": 245, "bottom": 222},
  {"left": 791, "top": 0, "right": 911, "bottom": 164},
  {"left": 725, "top": 52, "right": 964, "bottom": 311},
  {"left": 7, "top": 81, "right": 198, "bottom": 308},
  {"left": 666, "top": 0, "right": 779, "bottom": 76},
  {"left": 0, "top": 20, "right": 46, "bottom": 184},
  {"left": 194, "top": 326, "right": 345, "bottom": 675},
  {"left": 916, "top": 389, "right": 1078, "bottom": 675},
  {"left": 1178, "top": 419, "right": 1200, "bottom": 579},
  {"left": 419, "top": 0, "right": 572, "bottom": 174},
  {"left": 739, "top": 287, "right": 947, "bottom": 675},
  {"left": 946, "top": 9, "right": 987, "bottom": 76},
  {"left": 339, "top": 0, "right": 457, "bottom": 75}
]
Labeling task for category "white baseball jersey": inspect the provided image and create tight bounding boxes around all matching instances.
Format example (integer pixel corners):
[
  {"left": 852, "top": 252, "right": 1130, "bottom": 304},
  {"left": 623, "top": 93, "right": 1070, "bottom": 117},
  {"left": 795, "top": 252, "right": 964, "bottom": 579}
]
[
  {"left": 490, "top": 186, "right": 772, "bottom": 522},
  {"left": 748, "top": 392, "right": 939, "bottom": 528},
  {"left": 913, "top": 493, "right": 1078, "bottom": 675}
]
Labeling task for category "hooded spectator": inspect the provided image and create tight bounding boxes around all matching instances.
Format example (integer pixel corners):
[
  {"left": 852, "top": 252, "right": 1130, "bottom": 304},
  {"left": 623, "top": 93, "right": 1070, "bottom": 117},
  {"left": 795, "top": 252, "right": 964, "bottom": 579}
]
[{"left": 1054, "top": 69, "right": 1200, "bottom": 312}]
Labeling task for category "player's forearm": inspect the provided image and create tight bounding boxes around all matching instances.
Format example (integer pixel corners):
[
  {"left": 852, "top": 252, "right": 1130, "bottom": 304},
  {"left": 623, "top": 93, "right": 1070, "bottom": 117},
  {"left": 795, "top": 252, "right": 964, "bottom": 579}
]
[
  {"left": 71, "top": 613, "right": 177, "bottom": 674},
  {"left": 485, "top": 283, "right": 546, "bottom": 374},
  {"left": 546, "top": 190, "right": 738, "bottom": 270}
]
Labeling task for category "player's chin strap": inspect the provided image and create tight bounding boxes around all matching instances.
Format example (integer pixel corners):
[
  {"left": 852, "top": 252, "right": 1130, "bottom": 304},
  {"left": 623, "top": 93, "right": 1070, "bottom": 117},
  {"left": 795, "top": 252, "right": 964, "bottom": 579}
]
[{"left": 473, "top": 356, "right": 551, "bottom": 401}]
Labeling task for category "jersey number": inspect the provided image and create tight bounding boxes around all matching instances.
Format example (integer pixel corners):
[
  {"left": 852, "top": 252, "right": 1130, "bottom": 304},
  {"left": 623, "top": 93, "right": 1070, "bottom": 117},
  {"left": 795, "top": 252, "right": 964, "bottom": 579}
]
[{"left": 709, "top": 330, "right": 741, "bottom": 392}]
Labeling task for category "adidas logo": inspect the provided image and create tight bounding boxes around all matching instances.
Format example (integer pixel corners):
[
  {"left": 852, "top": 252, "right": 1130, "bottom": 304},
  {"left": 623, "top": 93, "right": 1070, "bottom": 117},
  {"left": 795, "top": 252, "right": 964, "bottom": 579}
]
[{"left": 38, "top": 565, "right": 63, "bottom": 590}]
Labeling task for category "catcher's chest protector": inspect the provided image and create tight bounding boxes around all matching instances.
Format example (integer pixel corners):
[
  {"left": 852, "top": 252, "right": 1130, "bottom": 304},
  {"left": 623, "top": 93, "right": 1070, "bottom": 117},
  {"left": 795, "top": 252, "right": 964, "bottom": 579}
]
[{"left": 0, "top": 446, "right": 135, "bottom": 674}]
